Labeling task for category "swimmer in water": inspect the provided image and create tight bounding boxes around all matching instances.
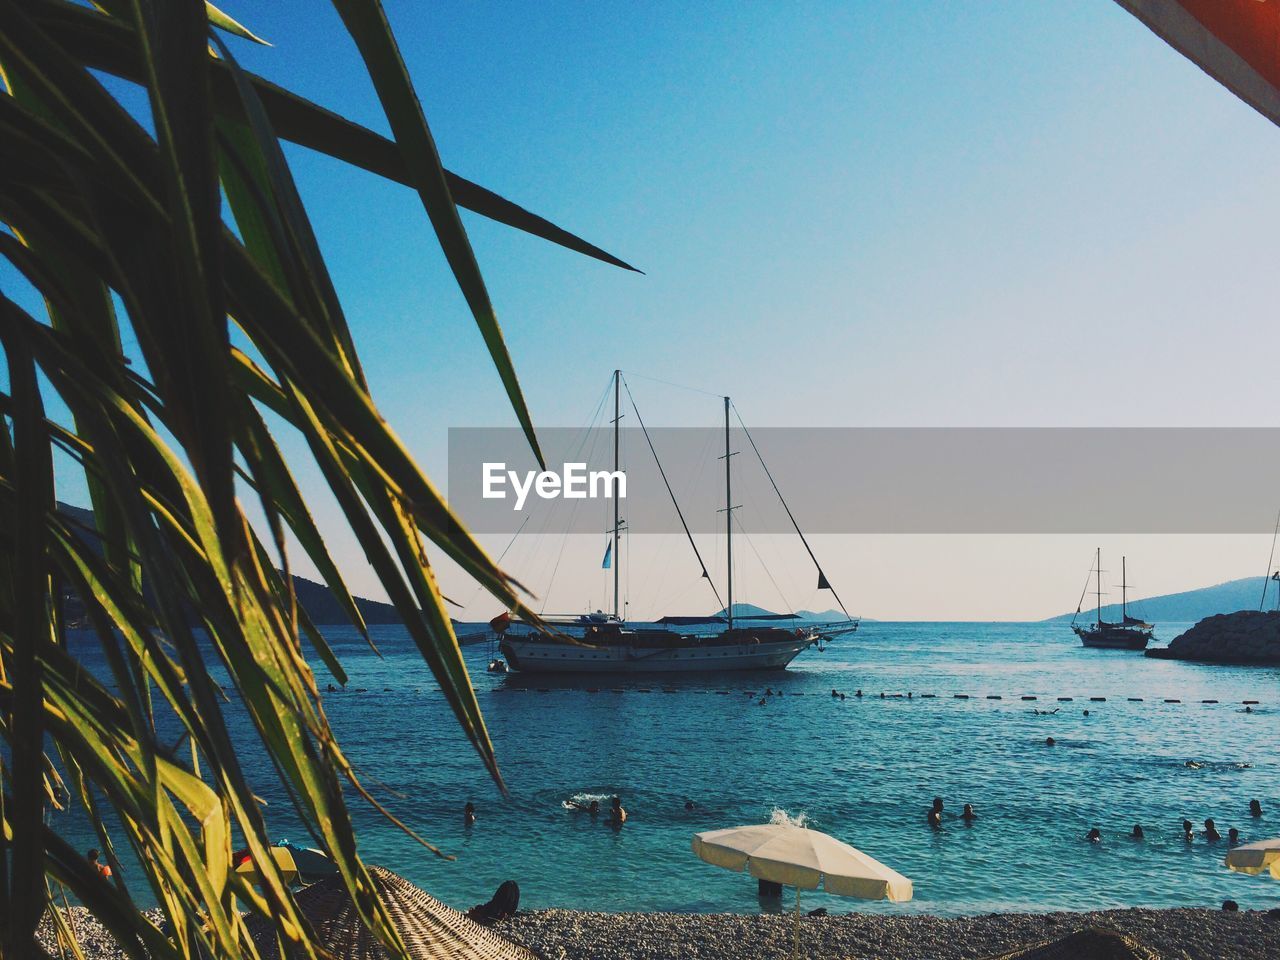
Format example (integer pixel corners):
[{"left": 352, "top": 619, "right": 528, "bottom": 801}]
[
  {"left": 1185, "top": 760, "right": 1203, "bottom": 769},
  {"left": 1045, "top": 736, "right": 1056, "bottom": 746},
  {"left": 567, "top": 798, "right": 600, "bottom": 815},
  {"left": 1083, "top": 709, "right": 1090, "bottom": 716},
  {"left": 1228, "top": 827, "right": 1240, "bottom": 845},
  {"left": 1086, "top": 828, "right": 1101, "bottom": 843},
  {"left": 928, "top": 809, "right": 942, "bottom": 828},
  {"left": 961, "top": 803, "right": 977, "bottom": 823},
  {"left": 464, "top": 802, "right": 476, "bottom": 827},
  {"left": 1250, "top": 799, "right": 1263, "bottom": 817},
  {"left": 1204, "top": 818, "right": 1221, "bottom": 841},
  {"left": 684, "top": 800, "right": 696, "bottom": 811},
  {"left": 609, "top": 795, "right": 627, "bottom": 826},
  {"left": 1182, "top": 819, "right": 1194, "bottom": 842},
  {"left": 1131, "top": 824, "right": 1144, "bottom": 840}
]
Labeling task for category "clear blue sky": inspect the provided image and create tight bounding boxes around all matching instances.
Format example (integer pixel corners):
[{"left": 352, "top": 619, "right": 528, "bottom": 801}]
[{"left": 7, "top": 2, "right": 1280, "bottom": 618}]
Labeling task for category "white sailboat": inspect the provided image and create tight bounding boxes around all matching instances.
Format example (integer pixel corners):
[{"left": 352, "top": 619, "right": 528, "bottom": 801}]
[{"left": 497, "top": 371, "right": 857, "bottom": 674}]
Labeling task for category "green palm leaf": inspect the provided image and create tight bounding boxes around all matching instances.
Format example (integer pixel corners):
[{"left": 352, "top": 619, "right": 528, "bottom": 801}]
[{"left": 0, "top": 2, "right": 624, "bottom": 957}]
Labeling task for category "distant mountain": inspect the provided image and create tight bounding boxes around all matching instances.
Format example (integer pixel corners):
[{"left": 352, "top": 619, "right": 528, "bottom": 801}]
[
  {"left": 711, "top": 603, "right": 856, "bottom": 621},
  {"left": 289, "top": 574, "right": 402, "bottom": 625},
  {"left": 714, "top": 603, "right": 789, "bottom": 619},
  {"left": 796, "top": 608, "right": 852, "bottom": 621},
  {"left": 1044, "top": 576, "right": 1270, "bottom": 624},
  {"left": 56, "top": 501, "right": 402, "bottom": 627}
]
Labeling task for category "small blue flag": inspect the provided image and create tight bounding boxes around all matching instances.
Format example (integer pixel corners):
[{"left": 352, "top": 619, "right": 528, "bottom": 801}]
[{"left": 602, "top": 541, "right": 613, "bottom": 569}]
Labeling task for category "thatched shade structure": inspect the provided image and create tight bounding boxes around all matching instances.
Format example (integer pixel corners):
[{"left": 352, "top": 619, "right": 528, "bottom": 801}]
[
  {"left": 249, "top": 866, "right": 539, "bottom": 960},
  {"left": 985, "top": 927, "right": 1161, "bottom": 960}
]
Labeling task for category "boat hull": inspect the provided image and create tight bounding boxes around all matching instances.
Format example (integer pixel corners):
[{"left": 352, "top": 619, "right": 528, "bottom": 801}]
[
  {"left": 1073, "top": 625, "right": 1151, "bottom": 650},
  {"left": 499, "top": 636, "right": 814, "bottom": 674}
]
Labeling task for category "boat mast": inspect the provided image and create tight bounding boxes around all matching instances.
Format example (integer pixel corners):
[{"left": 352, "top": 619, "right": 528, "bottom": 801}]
[
  {"left": 724, "top": 395, "right": 734, "bottom": 632},
  {"left": 613, "top": 369, "right": 621, "bottom": 621},
  {"left": 1121, "top": 556, "right": 1127, "bottom": 621},
  {"left": 1096, "top": 547, "right": 1102, "bottom": 626}
]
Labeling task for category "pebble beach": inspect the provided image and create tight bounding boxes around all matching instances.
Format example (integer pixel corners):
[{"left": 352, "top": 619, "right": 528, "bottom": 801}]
[
  {"left": 493, "top": 908, "right": 1280, "bottom": 959},
  {"left": 38, "top": 905, "right": 1280, "bottom": 960}
]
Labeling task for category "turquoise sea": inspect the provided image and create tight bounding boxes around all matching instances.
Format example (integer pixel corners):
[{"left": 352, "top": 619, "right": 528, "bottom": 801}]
[{"left": 55, "top": 622, "right": 1279, "bottom": 917}]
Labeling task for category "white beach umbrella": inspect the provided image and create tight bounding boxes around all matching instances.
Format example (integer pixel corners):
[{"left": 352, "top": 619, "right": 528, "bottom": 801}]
[
  {"left": 692, "top": 821, "right": 911, "bottom": 958},
  {"left": 1225, "top": 838, "right": 1280, "bottom": 878}
]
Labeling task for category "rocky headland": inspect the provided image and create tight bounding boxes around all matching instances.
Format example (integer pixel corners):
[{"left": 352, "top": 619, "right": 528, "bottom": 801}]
[{"left": 1146, "top": 610, "right": 1280, "bottom": 665}]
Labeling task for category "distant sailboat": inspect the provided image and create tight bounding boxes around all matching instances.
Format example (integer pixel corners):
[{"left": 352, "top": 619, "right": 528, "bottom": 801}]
[
  {"left": 1070, "top": 549, "right": 1153, "bottom": 651},
  {"left": 497, "top": 371, "right": 858, "bottom": 674}
]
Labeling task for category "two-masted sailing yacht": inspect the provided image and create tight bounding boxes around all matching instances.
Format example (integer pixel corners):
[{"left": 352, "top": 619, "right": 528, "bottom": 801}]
[
  {"left": 496, "top": 371, "right": 858, "bottom": 674},
  {"left": 1070, "top": 548, "right": 1154, "bottom": 650}
]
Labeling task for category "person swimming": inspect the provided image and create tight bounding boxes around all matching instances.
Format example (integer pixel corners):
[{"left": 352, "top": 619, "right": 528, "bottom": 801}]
[
  {"left": 1204, "top": 818, "right": 1221, "bottom": 841},
  {"left": 1184, "top": 760, "right": 1203, "bottom": 769},
  {"left": 961, "top": 803, "right": 977, "bottom": 823},
  {"left": 684, "top": 800, "right": 696, "bottom": 811},
  {"left": 1131, "top": 824, "right": 1144, "bottom": 840},
  {"left": 928, "top": 809, "right": 942, "bottom": 828},
  {"left": 87, "top": 848, "right": 113, "bottom": 880},
  {"left": 1086, "top": 828, "right": 1101, "bottom": 843},
  {"left": 1182, "top": 819, "right": 1194, "bottom": 841},
  {"left": 464, "top": 802, "right": 476, "bottom": 827},
  {"left": 567, "top": 798, "right": 600, "bottom": 815},
  {"left": 1045, "top": 736, "right": 1056, "bottom": 746},
  {"left": 1250, "top": 799, "right": 1263, "bottom": 817},
  {"left": 1228, "top": 827, "right": 1240, "bottom": 845},
  {"left": 609, "top": 795, "right": 627, "bottom": 826}
]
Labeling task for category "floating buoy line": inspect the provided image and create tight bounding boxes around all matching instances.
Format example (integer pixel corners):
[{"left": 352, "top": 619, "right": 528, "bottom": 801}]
[
  {"left": 321, "top": 685, "right": 1266, "bottom": 707},
  {"left": 467, "top": 687, "right": 1267, "bottom": 707}
]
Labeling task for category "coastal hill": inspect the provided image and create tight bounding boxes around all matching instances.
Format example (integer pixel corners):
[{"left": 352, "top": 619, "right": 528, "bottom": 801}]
[
  {"left": 1042, "top": 576, "right": 1269, "bottom": 623},
  {"left": 715, "top": 603, "right": 852, "bottom": 621},
  {"left": 289, "top": 575, "right": 403, "bottom": 625},
  {"left": 56, "top": 501, "right": 404, "bottom": 626}
]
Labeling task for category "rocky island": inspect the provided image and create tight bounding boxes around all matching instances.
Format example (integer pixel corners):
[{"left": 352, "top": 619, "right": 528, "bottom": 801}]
[{"left": 1146, "top": 610, "right": 1280, "bottom": 665}]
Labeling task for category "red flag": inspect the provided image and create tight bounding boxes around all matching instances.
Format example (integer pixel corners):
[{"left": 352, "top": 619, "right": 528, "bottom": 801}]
[{"left": 489, "top": 611, "right": 512, "bottom": 633}]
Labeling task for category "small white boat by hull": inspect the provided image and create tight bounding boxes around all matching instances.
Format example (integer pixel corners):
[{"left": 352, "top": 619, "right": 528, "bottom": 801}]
[{"left": 500, "top": 632, "right": 815, "bottom": 674}]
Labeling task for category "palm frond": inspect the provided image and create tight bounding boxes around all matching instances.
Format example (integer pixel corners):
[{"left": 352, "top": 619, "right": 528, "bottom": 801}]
[{"left": 0, "top": 2, "right": 628, "bottom": 957}]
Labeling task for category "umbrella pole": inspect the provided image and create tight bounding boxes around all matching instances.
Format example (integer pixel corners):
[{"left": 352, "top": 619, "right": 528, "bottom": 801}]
[{"left": 792, "top": 887, "right": 801, "bottom": 960}]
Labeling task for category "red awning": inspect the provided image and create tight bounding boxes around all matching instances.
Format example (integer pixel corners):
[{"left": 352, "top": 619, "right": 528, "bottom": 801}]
[{"left": 1115, "top": 0, "right": 1280, "bottom": 125}]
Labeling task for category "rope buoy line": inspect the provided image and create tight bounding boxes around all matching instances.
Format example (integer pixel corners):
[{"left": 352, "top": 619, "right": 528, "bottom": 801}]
[{"left": 480, "top": 687, "right": 1266, "bottom": 706}]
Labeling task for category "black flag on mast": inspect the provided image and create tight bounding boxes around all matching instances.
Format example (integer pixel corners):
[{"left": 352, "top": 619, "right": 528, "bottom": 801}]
[{"left": 817, "top": 570, "right": 831, "bottom": 591}]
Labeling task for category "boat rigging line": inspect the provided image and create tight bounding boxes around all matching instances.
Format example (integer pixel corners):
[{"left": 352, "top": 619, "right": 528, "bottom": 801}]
[
  {"left": 1260, "top": 507, "right": 1280, "bottom": 611},
  {"left": 730, "top": 402, "right": 854, "bottom": 621},
  {"left": 620, "top": 374, "right": 725, "bottom": 612}
]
